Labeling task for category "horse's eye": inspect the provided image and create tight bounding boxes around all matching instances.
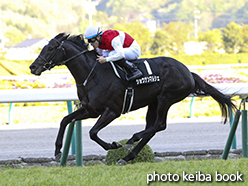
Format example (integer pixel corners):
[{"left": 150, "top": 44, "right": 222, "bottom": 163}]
[{"left": 48, "top": 47, "right": 53, "bottom": 51}]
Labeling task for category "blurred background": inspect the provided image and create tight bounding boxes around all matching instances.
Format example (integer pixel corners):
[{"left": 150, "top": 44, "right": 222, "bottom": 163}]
[{"left": 0, "top": 0, "right": 248, "bottom": 124}]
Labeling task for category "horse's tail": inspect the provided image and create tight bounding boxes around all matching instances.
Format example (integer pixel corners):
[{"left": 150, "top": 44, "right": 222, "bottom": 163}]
[{"left": 191, "top": 72, "right": 236, "bottom": 123}]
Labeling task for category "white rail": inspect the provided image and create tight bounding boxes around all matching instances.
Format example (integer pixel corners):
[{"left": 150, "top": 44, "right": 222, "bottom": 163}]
[{"left": 0, "top": 87, "right": 78, "bottom": 103}]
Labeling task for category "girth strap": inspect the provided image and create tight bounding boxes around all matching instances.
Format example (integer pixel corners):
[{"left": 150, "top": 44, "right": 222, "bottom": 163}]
[{"left": 122, "top": 87, "right": 134, "bottom": 114}]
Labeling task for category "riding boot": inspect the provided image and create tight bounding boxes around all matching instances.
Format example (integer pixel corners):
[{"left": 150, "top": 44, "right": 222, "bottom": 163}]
[{"left": 114, "top": 58, "right": 143, "bottom": 81}]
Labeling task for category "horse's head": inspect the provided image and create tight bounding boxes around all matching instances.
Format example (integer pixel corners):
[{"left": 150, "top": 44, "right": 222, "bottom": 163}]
[{"left": 29, "top": 33, "right": 70, "bottom": 75}]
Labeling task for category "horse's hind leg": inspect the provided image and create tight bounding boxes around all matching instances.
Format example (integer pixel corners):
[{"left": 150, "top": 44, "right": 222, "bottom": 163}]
[
  {"left": 125, "top": 90, "right": 190, "bottom": 149},
  {"left": 125, "top": 101, "right": 158, "bottom": 150}
]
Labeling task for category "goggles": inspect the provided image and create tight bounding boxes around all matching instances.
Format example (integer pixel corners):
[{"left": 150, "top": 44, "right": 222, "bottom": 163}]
[{"left": 88, "top": 37, "right": 97, "bottom": 43}]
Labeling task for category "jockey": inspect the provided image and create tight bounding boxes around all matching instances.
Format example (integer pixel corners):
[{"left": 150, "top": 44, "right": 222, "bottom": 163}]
[{"left": 84, "top": 25, "right": 143, "bottom": 81}]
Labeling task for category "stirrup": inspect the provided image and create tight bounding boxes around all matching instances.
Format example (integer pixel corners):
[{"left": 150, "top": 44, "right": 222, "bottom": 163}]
[{"left": 126, "top": 71, "right": 142, "bottom": 81}]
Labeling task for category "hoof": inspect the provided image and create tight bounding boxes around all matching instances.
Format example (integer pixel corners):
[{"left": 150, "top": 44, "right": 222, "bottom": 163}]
[
  {"left": 125, "top": 144, "right": 134, "bottom": 151},
  {"left": 112, "top": 141, "right": 122, "bottom": 149},
  {"left": 55, "top": 153, "right": 62, "bottom": 162},
  {"left": 117, "top": 159, "right": 127, "bottom": 166}
]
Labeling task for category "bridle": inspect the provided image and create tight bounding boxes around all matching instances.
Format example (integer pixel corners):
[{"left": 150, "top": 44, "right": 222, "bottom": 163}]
[
  {"left": 38, "top": 38, "right": 88, "bottom": 70},
  {"left": 38, "top": 37, "right": 96, "bottom": 86}
]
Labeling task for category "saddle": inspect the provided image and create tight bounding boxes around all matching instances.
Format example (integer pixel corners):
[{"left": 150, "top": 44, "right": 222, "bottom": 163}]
[
  {"left": 110, "top": 59, "right": 161, "bottom": 86},
  {"left": 109, "top": 59, "right": 161, "bottom": 114}
]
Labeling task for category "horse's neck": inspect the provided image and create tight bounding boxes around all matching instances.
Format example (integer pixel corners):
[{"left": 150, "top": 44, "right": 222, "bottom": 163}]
[{"left": 65, "top": 52, "right": 96, "bottom": 85}]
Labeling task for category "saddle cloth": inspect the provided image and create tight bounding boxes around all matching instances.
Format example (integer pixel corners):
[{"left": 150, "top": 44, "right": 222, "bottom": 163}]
[{"left": 110, "top": 59, "right": 161, "bottom": 86}]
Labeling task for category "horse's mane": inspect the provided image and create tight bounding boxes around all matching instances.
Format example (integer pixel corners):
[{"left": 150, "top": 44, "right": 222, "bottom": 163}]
[
  {"left": 55, "top": 33, "right": 88, "bottom": 49},
  {"left": 67, "top": 34, "right": 87, "bottom": 49}
]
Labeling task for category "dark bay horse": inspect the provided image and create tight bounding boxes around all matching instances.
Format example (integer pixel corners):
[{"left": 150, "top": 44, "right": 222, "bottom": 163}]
[{"left": 30, "top": 33, "right": 236, "bottom": 165}]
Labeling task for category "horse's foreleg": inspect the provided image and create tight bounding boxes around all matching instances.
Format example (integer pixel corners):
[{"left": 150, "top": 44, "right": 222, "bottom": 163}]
[
  {"left": 55, "top": 107, "right": 96, "bottom": 157},
  {"left": 89, "top": 107, "right": 122, "bottom": 150}
]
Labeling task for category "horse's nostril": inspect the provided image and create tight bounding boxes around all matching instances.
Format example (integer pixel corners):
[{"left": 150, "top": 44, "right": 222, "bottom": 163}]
[{"left": 30, "top": 65, "right": 35, "bottom": 70}]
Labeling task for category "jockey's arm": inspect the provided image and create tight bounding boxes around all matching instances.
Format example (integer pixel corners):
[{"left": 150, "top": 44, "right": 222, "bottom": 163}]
[
  {"left": 105, "top": 36, "right": 125, "bottom": 62},
  {"left": 96, "top": 48, "right": 103, "bottom": 56}
]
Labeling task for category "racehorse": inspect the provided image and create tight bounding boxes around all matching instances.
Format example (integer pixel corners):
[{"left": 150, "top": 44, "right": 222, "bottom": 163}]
[{"left": 29, "top": 33, "right": 236, "bottom": 165}]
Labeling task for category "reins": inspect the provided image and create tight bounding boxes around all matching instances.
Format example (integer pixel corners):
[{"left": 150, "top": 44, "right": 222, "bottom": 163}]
[
  {"left": 58, "top": 49, "right": 88, "bottom": 66},
  {"left": 39, "top": 38, "right": 97, "bottom": 87},
  {"left": 83, "top": 61, "right": 97, "bottom": 86}
]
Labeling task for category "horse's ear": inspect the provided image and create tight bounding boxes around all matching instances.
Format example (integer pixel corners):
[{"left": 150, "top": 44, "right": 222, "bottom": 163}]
[
  {"left": 54, "top": 33, "right": 70, "bottom": 41},
  {"left": 63, "top": 33, "right": 70, "bottom": 40},
  {"left": 79, "top": 34, "right": 86, "bottom": 44}
]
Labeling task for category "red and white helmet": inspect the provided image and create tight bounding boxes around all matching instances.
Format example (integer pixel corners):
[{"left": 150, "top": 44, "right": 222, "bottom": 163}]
[{"left": 84, "top": 25, "right": 103, "bottom": 39}]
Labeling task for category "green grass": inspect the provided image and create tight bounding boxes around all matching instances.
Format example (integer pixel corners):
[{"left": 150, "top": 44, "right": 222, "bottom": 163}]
[{"left": 0, "top": 159, "right": 247, "bottom": 186}]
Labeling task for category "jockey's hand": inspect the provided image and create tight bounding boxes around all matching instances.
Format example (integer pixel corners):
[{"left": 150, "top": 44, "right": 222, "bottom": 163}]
[{"left": 97, "top": 55, "right": 107, "bottom": 64}]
